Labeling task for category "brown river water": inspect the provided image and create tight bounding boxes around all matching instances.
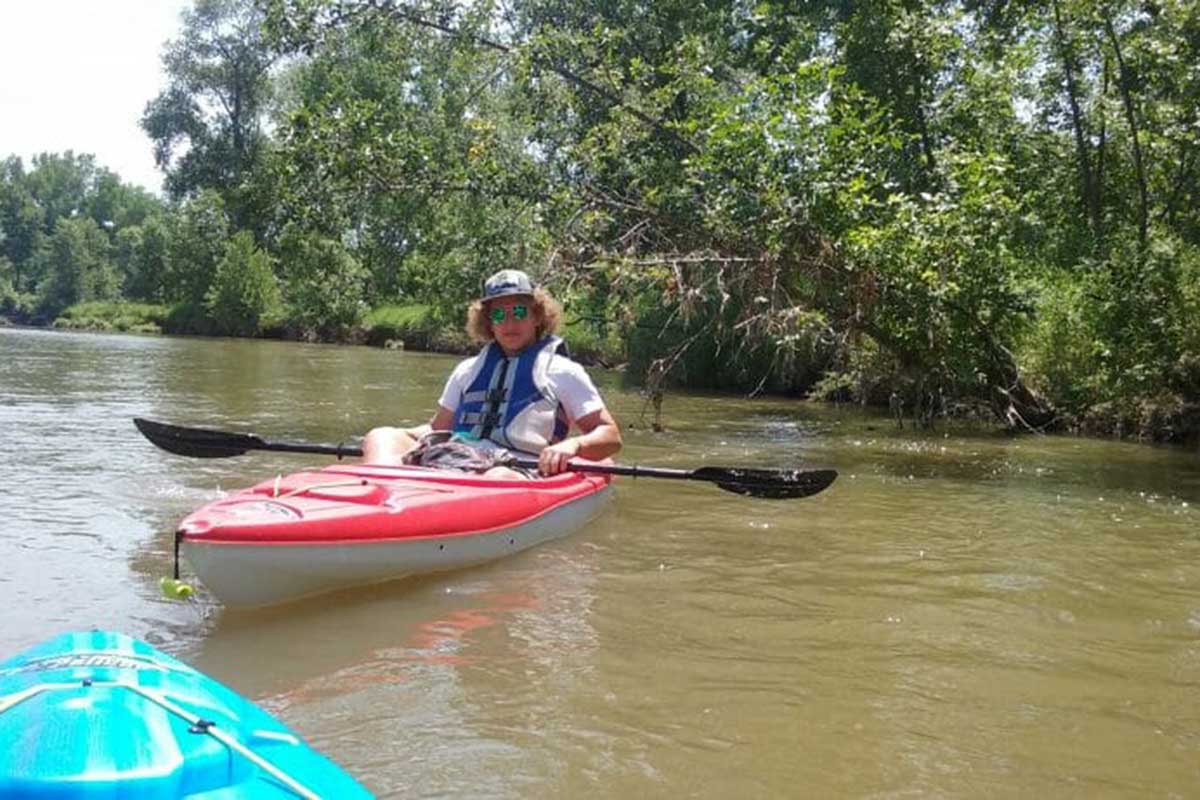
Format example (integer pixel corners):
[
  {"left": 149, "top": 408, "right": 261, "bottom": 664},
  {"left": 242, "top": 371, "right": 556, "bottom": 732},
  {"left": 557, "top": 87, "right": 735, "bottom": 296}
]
[{"left": 1, "top": 326, "right": 1198, "bottom": 797}]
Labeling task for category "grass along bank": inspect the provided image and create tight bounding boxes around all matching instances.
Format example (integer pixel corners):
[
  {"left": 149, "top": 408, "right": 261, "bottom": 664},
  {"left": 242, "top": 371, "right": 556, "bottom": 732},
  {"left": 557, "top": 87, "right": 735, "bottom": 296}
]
[
  {"left": 29, "top": 300, "right": 623, "bottom": 367},
  {"left": 22, "top": 301, "right": 1199, "bottom": 447},
  {"left": 52, "top": 301, "right": 169, "bottom": 334}
]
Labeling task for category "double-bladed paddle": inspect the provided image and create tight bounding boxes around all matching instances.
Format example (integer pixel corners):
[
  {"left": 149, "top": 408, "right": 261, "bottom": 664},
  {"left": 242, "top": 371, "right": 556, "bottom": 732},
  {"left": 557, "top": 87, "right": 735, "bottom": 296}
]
[{"left": 133, "top": 417, "right": 836, "bottom": 500}]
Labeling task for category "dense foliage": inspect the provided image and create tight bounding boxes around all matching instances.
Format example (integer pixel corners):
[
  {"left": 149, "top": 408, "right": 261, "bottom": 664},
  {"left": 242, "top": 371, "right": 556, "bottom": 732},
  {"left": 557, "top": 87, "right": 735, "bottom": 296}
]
[{"left": 4, "top": 0, "right": 1200, "bottom": 441}]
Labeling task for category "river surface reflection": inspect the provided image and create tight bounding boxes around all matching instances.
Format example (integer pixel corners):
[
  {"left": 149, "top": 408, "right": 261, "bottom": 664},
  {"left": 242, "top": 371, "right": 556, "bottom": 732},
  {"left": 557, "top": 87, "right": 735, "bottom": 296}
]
[{"left": 2, "top": 326, "right": 1198, "bottom": 797}]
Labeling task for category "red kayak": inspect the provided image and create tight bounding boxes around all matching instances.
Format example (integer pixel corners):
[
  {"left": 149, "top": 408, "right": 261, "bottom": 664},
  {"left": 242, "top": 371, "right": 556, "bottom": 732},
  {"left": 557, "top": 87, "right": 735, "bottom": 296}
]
[{"left": 176, "top": 464, "right": 612, "bottom": 608}]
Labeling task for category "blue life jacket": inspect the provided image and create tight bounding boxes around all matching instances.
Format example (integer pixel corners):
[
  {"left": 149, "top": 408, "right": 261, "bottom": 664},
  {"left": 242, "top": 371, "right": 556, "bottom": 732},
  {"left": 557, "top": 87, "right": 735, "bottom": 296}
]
[{"left": 451, "top": 336, "right": 571, "bottom": 454}]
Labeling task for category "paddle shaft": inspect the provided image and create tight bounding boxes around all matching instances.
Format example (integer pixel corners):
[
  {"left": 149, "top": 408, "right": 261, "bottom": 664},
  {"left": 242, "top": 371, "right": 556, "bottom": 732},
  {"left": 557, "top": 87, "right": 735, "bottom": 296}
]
[
  {"left": 193, "top": 446, "right": 677, "bottom": 475},
  {"left": 510, "top": 458, "right": 709, "bottom": 481},
  {"left": 133, "top": 418, "right": 836, "bottom": 499},
  {"left": 255, "top": 441, "right": 363, "bottom": 458}
]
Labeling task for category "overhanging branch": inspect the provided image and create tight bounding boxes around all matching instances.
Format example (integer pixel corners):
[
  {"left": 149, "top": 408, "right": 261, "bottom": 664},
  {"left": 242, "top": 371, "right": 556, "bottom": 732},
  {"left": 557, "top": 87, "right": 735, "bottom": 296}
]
[{"left": 361, "top": 0, "right": 700, "bottom": 155}]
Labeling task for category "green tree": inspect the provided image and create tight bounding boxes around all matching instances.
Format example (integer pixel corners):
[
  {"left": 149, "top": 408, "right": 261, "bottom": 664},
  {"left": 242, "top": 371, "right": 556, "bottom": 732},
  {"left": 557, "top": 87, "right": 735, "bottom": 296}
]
[
  {"left": 166, "top": 190, "right": 230, "bottom": 305},
  {"left": 276, "top": 225, "right": 367, "bottom": 337},
  {"left": 226, "top": 0, "right": 1200, "bottom": 436},
  {"left": 264, "top": 0, "right": 552, "bottom": 318},
  {"left": 84, "top": 171, "right": 162, "bottom": 233},
  {"left": 119, "top": 216, "right": 173, "bottom": 301},
  {"left": 0, "top": 156, "right": 44, "bottom": 293},
  {"left": 35, "top": 217, "right": 118, "bottom": 318},
  {"left": 23, "top": 152, "right": 96, "bottom": 232},
  {"left": 0, "top": 255, "right": 14, "bottom": 308},
  {"left": 1, "top": 152, "right": 163, "bottom": 297},
  {"left": 142, "top": 0, "right": 277, "bottom": 226},
  {"left": 205, "top": 230, "right": 282, "bottom": 335}
]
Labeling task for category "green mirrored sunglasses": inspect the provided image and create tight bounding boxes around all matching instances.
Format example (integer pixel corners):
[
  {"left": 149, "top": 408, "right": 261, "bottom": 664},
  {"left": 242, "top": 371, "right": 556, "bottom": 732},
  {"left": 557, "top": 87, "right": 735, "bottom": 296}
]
[{"left": 489, "top": 304, "right": 529, "bottom": 323}]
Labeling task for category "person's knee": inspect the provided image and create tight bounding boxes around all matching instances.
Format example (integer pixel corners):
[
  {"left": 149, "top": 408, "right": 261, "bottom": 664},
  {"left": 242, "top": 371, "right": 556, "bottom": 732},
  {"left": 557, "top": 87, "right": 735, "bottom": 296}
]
[
  {"left": 363, "top": 427, "right": 411, "bottom": 463},
  {"left": 363, "top": 426, "right": 401, "bottom": 448},
  {"left": 483, "top": 466, "right": 532, "bottom": 480}
]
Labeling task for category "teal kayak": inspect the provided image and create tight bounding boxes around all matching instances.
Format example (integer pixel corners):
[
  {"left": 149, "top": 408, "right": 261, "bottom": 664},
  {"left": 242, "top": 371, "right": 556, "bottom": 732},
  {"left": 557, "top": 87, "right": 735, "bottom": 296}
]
[{"left": 0, "top": 631, "right": 372, "bottom": 798}]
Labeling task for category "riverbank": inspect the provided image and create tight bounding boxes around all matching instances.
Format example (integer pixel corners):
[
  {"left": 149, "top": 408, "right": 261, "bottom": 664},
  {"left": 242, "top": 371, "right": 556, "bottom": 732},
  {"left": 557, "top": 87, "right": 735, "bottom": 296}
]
[
  {"left": 6, "top": 305, "right": 1199, "bottom": 449},
  {"left": 2, "top": 299, "right": 622, "bottom": 366}
]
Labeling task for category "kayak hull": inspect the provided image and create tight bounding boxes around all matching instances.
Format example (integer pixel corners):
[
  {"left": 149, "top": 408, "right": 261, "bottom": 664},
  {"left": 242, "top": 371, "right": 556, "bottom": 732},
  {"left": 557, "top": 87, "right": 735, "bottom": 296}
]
[
  {"left": 179, "top": 463, "right": 612, "bottom": 608},
  {"left": 0, "top": 631, "right": 370, "bottom": 799}
]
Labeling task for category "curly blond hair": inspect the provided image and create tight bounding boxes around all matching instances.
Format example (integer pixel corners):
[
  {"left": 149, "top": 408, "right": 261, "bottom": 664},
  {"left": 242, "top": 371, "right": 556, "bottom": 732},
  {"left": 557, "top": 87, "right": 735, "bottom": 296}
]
[{"left": 465, "top": 287, "right": 563, "bottom": 345}]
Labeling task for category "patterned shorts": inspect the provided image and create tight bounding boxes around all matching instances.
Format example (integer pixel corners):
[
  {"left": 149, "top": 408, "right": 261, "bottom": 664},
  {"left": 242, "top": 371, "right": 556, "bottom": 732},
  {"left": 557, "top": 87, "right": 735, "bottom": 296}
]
[{"left": 401, "top": 431, "right": 533, "bottom": 477}]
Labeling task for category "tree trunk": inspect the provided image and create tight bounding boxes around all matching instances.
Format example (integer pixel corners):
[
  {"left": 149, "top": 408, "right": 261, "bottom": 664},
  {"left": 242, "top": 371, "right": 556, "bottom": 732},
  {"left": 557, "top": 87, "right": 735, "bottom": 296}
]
[
  {"left": 1104, "top": 16, "right": 1149, "bottom": 252},
  {"left": 912, "top": 72, "right": 938, "bottom": 179},
  {"left": 1096, "top": 54, "right": 1109, "bottom": 237},
  {"left": 984, "top": 344, "right": 1058, "bottom": 431},
  {"left": 1052, "top": 0, "right": 1102, "bottom": 236}
]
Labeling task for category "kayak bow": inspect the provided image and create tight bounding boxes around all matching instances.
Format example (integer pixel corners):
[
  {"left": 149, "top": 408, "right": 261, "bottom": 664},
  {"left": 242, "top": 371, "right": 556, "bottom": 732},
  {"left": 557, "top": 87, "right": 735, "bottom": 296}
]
[{"left": 0, "top": 631, "right": 371, "bottom": 798}]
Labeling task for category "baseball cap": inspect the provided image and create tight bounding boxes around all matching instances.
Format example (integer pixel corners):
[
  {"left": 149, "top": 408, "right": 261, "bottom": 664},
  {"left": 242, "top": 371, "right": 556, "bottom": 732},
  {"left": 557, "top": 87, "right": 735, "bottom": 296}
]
[{"left": 481, "top": 269, "right": 535, "bottom": 301}]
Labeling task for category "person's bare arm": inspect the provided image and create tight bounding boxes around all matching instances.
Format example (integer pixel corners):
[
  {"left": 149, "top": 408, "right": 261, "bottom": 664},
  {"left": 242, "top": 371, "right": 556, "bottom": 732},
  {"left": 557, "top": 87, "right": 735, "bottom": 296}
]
[
  {"left": 430, "top": 406, "right": 454, "bottom": 431},
  {"left": 538, "top": 408, "right": 622, "bottom": 475}
]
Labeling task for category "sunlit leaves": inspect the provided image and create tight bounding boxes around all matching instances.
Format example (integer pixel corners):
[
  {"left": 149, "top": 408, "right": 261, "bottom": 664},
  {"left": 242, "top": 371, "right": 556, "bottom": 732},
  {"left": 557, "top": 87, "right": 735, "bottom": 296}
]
[{"left": 142, "top": 0, "right": 277, "bottom": 220}]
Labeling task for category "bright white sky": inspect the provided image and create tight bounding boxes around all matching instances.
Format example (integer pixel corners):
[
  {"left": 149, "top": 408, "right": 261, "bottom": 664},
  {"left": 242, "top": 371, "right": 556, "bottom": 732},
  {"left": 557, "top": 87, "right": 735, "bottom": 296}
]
[{"left": 0, "top": 1, "right": 193, "bottom": 195}]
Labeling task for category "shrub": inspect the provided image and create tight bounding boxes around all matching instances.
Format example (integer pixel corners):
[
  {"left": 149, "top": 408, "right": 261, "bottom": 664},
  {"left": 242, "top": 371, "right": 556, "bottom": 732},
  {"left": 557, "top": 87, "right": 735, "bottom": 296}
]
[
  {"left": 276, "top": 226, "right": 367, "bottom": 338},
  {"left": 204, "top": 232, "right": 283, "bottom": 336},
  {"left": 363, "top": 304, "right": 447, "bottom": 349},
  {"left": 1018, "top": 277, "right": 1102, "bottom": 415},
  {"left": 54, "top": 300, "right": 170, "bottom": 332}
]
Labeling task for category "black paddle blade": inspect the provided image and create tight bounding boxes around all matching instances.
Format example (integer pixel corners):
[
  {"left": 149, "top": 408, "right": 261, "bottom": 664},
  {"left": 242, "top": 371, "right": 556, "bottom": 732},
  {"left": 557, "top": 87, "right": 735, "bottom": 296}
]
[
  {"left": 694, "top": 467, "right": 838, "bottom": 499},
  {"left": 134, "top": 417, "right": 259, "bottom": 458}
]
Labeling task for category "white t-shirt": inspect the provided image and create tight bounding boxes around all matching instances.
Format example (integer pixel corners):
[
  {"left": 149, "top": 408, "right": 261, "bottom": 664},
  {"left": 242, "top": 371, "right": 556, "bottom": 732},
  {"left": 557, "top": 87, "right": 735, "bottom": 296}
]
[{"left": 437, "top": 350, "right": 607, "bottom": 425}]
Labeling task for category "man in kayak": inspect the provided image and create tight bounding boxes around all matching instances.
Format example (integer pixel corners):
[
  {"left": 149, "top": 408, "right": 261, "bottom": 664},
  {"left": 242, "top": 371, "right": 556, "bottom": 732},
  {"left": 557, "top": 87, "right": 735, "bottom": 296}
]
[{"left": 363, "top": 269, "right": 623, "bottom": 477}]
